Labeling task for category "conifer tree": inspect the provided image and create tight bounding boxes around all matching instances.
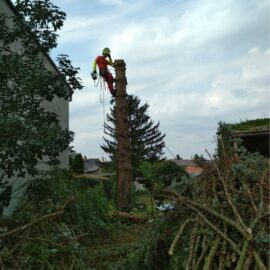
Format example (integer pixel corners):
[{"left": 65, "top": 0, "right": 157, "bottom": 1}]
[{"left": 101, "top": 95, "right": 165, "bottom": 175}]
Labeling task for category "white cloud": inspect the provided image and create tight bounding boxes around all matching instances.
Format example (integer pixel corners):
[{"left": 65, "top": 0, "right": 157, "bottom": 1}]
[
  {"left": 54, "top": 0, "right": 269, "bottom": 159},
  {"left": 99, "top": 0, "right": 124, "bottom": 6}
]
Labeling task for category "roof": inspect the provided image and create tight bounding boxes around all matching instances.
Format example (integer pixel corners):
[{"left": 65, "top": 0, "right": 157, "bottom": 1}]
[
  {"left": 232, "top": 128, "right": 269, "bottom": 138},
  {"left": 84, "top": 158, "right": 100, "bottom": 172},
  {"left": 185, "top": 165, "right": 203, "bottom": 175},
  {"left": 3, "top": 0, "right": 60, "bottom": 74},
  {"left": 231, "top": 119, "right": 269, "bottom": 135},
  {"left": 5, "top": 0, "right": 17, "bottom": 13},
  {"left": 170, "top": 159, "right": 196, "bottom": 166}
]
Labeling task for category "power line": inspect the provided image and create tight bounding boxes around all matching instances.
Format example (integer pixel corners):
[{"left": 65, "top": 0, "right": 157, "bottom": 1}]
[{"left": 165, "top": 144, "right": 176, "bottom": 159}]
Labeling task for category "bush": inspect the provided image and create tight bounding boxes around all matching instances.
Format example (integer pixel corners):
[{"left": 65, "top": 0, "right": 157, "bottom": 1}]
[
  {"left": 76, "top": 185, "right": 110, "bottom": 234},
  {"left": 0, "top": 169, "right": 111, "bottom": 269},
  {"left": 71, "top": 153, "right": 84, "bottom": 174}
]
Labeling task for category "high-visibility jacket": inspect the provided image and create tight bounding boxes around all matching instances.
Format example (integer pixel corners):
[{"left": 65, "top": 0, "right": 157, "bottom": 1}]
[{"left": 93, "top": 55, "right": 112, "bottom": 72}]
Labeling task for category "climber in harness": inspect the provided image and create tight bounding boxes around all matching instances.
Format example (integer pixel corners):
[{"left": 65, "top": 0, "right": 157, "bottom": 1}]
[{"left": 91, "top": 47, "right": 116, "bottom": 97}]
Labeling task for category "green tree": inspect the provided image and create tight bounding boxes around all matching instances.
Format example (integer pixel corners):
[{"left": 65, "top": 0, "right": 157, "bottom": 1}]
[
  {"left": 71, "top": 153, "right": 84, "bottom": 174},
  {"left": 0, "top": 0, "right": 83, "bottom": 210},
  {"left": 156, "top": 160, "right": 186, "bottom": 187},
  {"left": 193, "top": 154, "right": 206, "bottom": 166},
  {"left": 101, "top": 95, "right": 166, "bottom": 176}
]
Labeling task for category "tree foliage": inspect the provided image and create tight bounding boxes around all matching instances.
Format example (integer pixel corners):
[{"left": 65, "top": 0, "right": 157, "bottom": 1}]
[
  {"left": 121, "top": 139, "right": 269, "bottom": 270},
  {"left": 0, "top": 0, "right": 83, "bottom": 179},
  {"left": 0, "top": 0, "right": 83, "bottom": 211},
  {"left": 0, "top": 169, "right": 110, "bottom": 269},
  {"left": 101, "top": 95, "right": 166, "bottom": 174},
  {"left": 139, "top": 160, "right": 187, "bottom": 191},
  {"left": 70, "top": 153, "right": 84, "bottom": 174}
]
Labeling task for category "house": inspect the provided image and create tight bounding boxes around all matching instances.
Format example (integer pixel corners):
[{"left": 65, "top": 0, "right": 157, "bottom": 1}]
[
  {"left": 1, "top": 0, "right": 69, "bottom": 216},
  {"left": 170, "top": 159, "right": 203, "bottom": 177},
  {"left": 84, "top": 158, "right": 101, "bottom": 174},
  {"left": 232, "top": 126, "right": 269, "bottom": 157}
]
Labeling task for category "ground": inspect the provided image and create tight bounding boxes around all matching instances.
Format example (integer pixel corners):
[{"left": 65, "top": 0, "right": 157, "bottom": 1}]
[
  {"left": 85, "top": 193, "right": 154, "bottom": 269},
  {"left": 85, "top": 223, "right": 147, "bottom": 269}
]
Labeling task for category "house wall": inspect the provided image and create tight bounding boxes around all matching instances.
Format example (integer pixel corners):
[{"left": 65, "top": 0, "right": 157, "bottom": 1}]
[{"left": 1, "top": 0, "right": 69, "bottom": 216}]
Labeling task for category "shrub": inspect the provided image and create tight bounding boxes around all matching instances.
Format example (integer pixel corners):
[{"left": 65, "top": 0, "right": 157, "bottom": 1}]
[
  {"left": 71, "top": 153, "right": 84, "bottom": 174},
  {"left": 1, "top": 169, "right": 111, "bottom": 269}
]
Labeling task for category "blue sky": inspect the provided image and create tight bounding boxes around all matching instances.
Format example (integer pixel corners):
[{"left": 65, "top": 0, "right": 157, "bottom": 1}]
[{"left": 51, "top": 0, "right": 269, "bottom": 160}]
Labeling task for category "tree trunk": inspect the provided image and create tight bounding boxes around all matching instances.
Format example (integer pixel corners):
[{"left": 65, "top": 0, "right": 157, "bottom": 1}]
[{"left": 114, "top": 59, "right": 132, "bottom": 212}]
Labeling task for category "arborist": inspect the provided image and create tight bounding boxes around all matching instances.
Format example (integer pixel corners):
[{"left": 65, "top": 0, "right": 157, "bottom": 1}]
[{"left": 91, "top": 47, "right": 116, "bottom": 97}]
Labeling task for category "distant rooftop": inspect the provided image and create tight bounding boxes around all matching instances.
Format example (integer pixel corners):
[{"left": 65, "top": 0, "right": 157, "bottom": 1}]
[
  {"left": 170, "top": 159, "right": 196, "bottom": 166},
  {"left": 84, "top": 158, "right": 100, "bottom": 173}
]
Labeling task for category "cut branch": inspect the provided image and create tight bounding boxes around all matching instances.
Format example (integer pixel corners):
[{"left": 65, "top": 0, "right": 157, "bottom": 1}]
[
  {"left": 194, "top": 241, "right": 209, "bottom": 270},
  {"left": 0, "top": 196, "right": 75, "bottom": 239},
  {"left": 206, "top": 150, "right": 250, "bottom": 237},
  {"left": 252, "top": 249, "right": 267, "bottom": 270},
  {"left": 162, "top": 188, "right": 248, "bottom": 239},
  {"left": 236, "top": 239, "right": 249, "bottom": 270},
  {"left": 168, "top": 218, "right": 192, "bottom": 256},
  {"left": 185, "top": 220, "right": 199, "bottom": 270},
  {"left": 202, "top": 235, "right": 220, "bottom": 270},
  {"left": 185, "top": 204, "right": 241, "bottom": 255},
  {"left": 16, "top": 235, "right": 65, "bottom": 248}
]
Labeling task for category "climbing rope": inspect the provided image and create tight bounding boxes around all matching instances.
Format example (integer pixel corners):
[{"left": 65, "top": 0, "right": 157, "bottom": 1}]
[
  {"left": 93, "top": 75, "right": 107, "bottom": 129},
  {"left": 93, "top": 67, "right": 116, "bottom": 133}
]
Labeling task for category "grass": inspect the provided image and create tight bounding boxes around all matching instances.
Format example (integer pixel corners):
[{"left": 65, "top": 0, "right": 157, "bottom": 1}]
[
  {"left": 231, "top": 118, "right": 269, "bottom": 131},
  {"left": 73, "top": 174, "right": 110, "bottom": 181},
  {"left": 133, "top": 193, "right": 155, "bottom": 216}
]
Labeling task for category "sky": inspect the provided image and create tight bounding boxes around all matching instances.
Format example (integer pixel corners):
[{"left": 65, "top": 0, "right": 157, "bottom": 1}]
[{"left": 51, "top": 0, "right": 270, "bottom": 160}]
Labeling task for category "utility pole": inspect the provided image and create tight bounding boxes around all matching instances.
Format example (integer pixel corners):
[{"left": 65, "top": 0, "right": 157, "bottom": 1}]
[{"left": 114, "top": 59, "right": 132, "bottom": 212}]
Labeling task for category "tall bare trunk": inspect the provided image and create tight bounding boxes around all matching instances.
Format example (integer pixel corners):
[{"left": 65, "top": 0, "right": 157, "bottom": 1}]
[{"left": 114, "top": 59, "right": 132, "bottom": 212}]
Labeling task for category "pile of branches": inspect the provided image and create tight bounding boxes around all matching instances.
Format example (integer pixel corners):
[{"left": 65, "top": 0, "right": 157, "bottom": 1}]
[
  {"left": 162, "top": 148, "right": 269, "bottom": 270},
  {"left": 0, "top": 170, "right": 110, "bottom": 269},
  {"left": 0, "top": 197, "right": 82, "bottom": 269}
]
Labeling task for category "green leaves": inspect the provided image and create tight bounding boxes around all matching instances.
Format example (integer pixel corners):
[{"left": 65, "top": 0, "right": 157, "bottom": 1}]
[
  {"left": 0, "top": 0, "right": 82, "bottom": 209},
  {"left": 101, "top": 95, "right": 166, "bottom": 174},
  {"left": 57, "top": 54, "right": 83, "bottom": 99},
  {"left": 15, "top": 0, "right": 66, "bottom": 52}
]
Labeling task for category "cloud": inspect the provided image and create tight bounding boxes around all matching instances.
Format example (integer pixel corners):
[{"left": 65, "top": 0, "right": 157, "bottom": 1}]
[
  {"left": 98, "top": 0, "right": 124, "bottom": 6},
  {"left": 53, "top": 0, "right": 269, "bottom": 159}
]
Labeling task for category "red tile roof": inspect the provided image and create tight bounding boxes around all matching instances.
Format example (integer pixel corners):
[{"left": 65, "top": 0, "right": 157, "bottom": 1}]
[{"left": 185, "top": 165, "right": 203, "bottom": 175}]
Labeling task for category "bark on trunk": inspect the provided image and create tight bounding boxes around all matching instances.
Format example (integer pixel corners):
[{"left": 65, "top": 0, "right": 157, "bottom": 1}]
[{"left": 114, "top": 59, "right": 132, "bottom": 212}]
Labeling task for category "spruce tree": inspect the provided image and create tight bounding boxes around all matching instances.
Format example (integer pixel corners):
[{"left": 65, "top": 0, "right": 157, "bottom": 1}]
[{"left": 101, "top": 95, "right": 165, "bottom": 175}]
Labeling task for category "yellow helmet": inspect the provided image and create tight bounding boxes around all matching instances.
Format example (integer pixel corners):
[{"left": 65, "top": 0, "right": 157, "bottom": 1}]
[{"left": 102, "top": 47, "right": 111, "bottom": 55}]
